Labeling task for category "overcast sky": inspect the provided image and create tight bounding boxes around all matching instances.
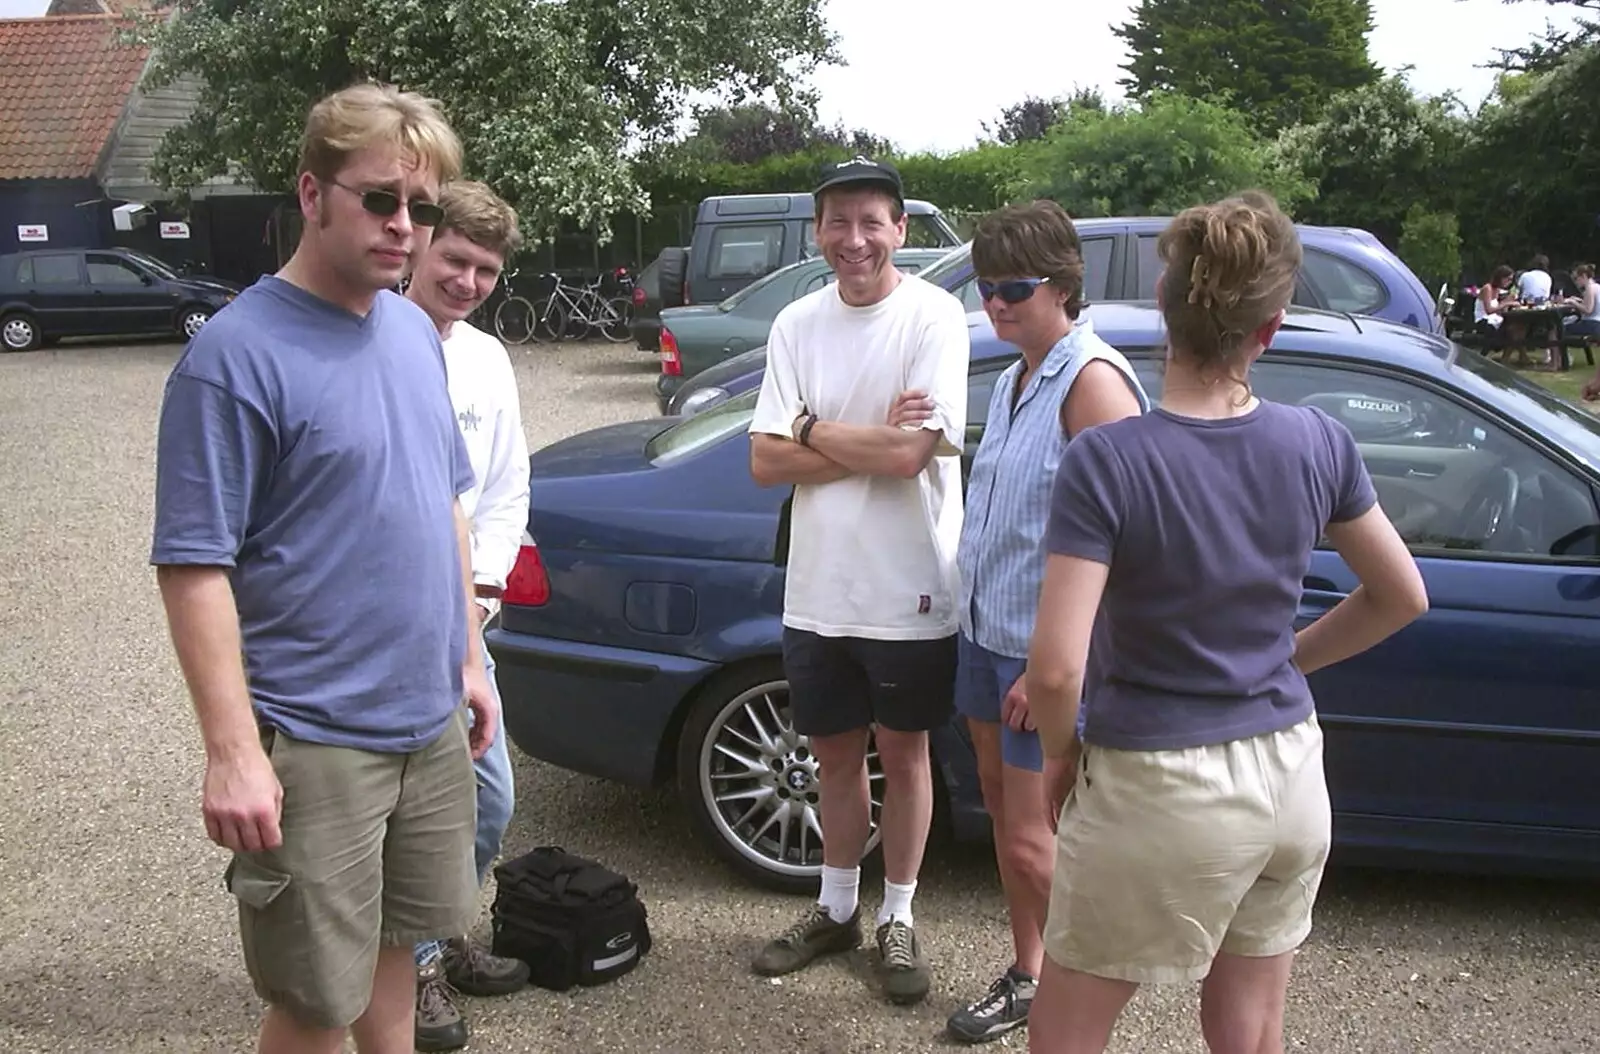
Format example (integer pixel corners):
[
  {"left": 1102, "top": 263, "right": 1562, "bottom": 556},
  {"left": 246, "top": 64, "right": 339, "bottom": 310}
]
[{"left": 1, "top": 0, "right": 1580, "bottom": 152}]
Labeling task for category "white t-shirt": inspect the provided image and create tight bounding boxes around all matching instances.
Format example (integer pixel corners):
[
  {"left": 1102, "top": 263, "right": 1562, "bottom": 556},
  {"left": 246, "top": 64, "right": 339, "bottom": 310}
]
[
  {"left": 441, "top": 320, "right": 531, "bottom": 603},
  {"left": 1518, "top": 269, "right": 1553, "bottom": 301},
  {"left": 748, "top": 273, "right": 970, "bottom": 641}
]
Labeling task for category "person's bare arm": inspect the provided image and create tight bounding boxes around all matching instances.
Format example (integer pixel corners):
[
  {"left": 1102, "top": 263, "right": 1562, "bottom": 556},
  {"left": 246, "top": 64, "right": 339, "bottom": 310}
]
[
  {"left": 156, "top": 564, "right": 282, "bottom": 853},
  {"left": 805, "top": 419, "right": 945, "bottom": 479},
  {"left": 1061, "top": 360, "right": 1145, "bottom": 437},
  {"left": 455, "top": 500, "right": 498, "bottom": 758},
  {"left": 1294, "top": 505, "right": 1428, "bottom": 675},
  {"left": 750, "top": 433, "right": 853, "bottom": 487},
  {"left": 1025, "top": 553, "right": 1111, "bottom": 759}
]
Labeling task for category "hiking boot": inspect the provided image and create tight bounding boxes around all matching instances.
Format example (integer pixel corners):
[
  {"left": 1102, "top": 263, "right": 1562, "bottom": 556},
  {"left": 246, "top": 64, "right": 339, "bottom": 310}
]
[
  {"left": 442, "top": 935, "right": 530, "bottom": 996},
  {"left": 751, "top": 904, "right": 862, "bottom": 976},
  {"left": 946, "top": 965, "right": 1037, "bottom": 1043},
  {"left": 876, "top": 918, "right": 931, "bottom": 1005},
  {"left": 414, "top": 962, "right": 468, "bottom": 1053}
]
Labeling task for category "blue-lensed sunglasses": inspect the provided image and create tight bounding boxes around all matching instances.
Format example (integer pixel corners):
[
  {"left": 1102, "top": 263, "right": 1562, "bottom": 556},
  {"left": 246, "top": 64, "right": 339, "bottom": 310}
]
[{"left": 977, "top": 276, "right": 1052, "bottom": 304}]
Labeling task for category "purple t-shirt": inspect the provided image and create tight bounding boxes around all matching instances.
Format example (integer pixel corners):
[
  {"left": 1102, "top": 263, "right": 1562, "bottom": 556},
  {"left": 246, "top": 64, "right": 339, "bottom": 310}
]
[{"left": 1046, "top": 400, "right": 1377, "bottom": 751}]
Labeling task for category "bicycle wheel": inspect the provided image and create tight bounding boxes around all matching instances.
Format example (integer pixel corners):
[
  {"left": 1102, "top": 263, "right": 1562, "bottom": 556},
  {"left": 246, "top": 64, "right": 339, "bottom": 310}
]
[
  {"left": 601, "top": 296, "right": 634, "bottom": 343},
  {"left": 532, "top": 296, "right": 568, "bottom": 342},
  {"left": 494, "top": 296, "right": 536, "bottom": 345}
]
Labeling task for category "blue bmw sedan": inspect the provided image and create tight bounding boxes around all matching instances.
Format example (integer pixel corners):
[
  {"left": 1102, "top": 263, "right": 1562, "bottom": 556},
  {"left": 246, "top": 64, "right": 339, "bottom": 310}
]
[{"left": 487, "top": 300, "right": 1600, "bottom": 893}]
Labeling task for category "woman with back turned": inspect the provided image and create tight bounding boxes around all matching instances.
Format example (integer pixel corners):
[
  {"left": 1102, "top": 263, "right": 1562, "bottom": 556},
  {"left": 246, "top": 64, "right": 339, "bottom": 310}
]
[{"left": 1022, "top": 190, "right": 1429, "bottom": 1054}]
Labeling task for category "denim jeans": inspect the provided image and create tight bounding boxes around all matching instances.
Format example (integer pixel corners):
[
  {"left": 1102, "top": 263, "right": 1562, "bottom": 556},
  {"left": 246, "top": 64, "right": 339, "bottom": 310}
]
[{"left": 415, "top": 635, "right": 515, "bottom": 968}]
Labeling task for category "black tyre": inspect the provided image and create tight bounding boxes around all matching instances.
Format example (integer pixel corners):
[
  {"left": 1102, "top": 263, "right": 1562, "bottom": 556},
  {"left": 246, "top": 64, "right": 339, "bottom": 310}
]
[
  {"left": 657, "top": 247, "right": 689, "bottom": 309},
  {"left": 1, "top": 312, "right": 41, "bottom": 352},
  {"left": 674, "top": 660, "right": 884, "bottom": 894}
]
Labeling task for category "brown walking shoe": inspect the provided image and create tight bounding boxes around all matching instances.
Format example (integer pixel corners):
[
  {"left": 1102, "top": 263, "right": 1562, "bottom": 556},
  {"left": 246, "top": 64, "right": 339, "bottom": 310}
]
[
  {"left": 751, "top": 904, "right": 862, "bottom": 976},
  {"left": 442, "top": 935, "right": 530, "bottom": 996},
  {"left": 876, "top": 919, "right": 931, "bottom": 1005},
  {"left": 415, "top": 961, "right": 468, "bottom": 1052}
]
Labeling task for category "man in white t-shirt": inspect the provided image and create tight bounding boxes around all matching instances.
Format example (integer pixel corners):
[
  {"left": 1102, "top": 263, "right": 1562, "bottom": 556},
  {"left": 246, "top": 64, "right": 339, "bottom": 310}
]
[
  {"left": 746, "top": 157, "right": 970, "bottom": 1006},
  {"left": 404, "top": 180, "right": 532, "bottom": 1052},
  {"left": 1518, "top": 253, "right": 1553, "bottom": 302}
]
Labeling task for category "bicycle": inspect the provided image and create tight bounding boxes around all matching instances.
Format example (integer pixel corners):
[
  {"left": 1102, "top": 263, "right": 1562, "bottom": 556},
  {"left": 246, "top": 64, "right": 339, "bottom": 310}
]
[
  {"left": 530, "top": 272, "right": 634, "bottom": 344},
  {"left": 492, "top": 267, "right": 544, "bottom": 345}
]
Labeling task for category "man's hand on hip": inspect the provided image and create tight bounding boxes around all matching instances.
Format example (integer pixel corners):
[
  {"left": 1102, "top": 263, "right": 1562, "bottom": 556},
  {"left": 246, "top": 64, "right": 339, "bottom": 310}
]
[{"left": 203, "top": 744, "right": 283, "bottom": 853}]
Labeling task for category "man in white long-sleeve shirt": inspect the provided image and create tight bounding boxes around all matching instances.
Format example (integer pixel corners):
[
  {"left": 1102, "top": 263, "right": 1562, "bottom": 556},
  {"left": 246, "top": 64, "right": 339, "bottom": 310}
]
[{"left": 404, "top": 180, "right": 532, "bottom": 1053}]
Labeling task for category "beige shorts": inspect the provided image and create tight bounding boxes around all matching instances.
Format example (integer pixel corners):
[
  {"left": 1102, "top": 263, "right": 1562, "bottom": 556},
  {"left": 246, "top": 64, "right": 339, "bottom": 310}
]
[
  {"left": 1043, "top": 714, "right": 1331, "bottom": 985},
  {"left": 224, "top": 707, "right": 478, "bottom": 1029}
]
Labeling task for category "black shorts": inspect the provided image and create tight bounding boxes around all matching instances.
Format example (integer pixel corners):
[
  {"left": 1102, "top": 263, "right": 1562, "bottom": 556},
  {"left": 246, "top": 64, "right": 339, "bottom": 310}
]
[{"left": 782, "top": 628, "right": 958, "bottom": 737}]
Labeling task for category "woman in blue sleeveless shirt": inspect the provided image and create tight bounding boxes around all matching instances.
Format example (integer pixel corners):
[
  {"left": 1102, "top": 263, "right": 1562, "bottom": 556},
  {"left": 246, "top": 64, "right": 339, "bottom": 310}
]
[
  {"left": 894, "top": 200, "right": 1150, "bottom": 1044},
  {"left": 1021, "top": 191, "right": 1428, "bottom": 1054}
]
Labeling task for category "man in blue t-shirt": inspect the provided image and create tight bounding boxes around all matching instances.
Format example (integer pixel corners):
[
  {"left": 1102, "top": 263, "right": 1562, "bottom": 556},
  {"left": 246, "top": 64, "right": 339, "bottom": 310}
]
[{"left": 150, "top": 83, "right": 495, "bottom": 1054}]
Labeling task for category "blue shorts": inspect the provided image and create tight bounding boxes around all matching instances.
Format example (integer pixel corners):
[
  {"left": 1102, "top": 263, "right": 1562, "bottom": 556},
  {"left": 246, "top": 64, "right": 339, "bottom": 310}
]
[{"left": 954, "top": 633, "right": 1091, "bottom": 773}]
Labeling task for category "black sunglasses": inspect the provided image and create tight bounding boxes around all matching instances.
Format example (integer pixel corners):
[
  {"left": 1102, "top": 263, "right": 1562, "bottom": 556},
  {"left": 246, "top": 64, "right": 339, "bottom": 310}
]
[
  {"left": 329, "top": 180, "right": 445, "bottom": 227},
  {"left": 977, "top": 277, "right": 1052, "bottom": 304}
]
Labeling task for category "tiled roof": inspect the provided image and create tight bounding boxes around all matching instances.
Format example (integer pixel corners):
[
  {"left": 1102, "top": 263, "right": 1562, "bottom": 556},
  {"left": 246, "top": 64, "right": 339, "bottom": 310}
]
[{"left": 0, "top": 14, "right": 153, "bottom": 181}]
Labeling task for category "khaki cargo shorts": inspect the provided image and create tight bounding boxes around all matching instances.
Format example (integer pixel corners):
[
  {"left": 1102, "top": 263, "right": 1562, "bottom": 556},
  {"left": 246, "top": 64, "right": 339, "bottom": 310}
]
[
  {"left": 224, "top": 707, "right": 477, "bottom": 1029},
  {"left": 1043, "top": 713, "right": 1332, "bottom": 985}
]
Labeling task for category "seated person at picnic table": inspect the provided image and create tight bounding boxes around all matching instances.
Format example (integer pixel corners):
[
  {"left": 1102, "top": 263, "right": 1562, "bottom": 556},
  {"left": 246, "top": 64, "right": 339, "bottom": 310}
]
[
  {"left": 1517, "top": 254, "right": 1554, "bottom": 303},
  {"left": 1563, "top": 263, "right": 1600, "bottom": 340},
  {"left": 1475, "top": 265, "right": 1517, "bottom": 332}
]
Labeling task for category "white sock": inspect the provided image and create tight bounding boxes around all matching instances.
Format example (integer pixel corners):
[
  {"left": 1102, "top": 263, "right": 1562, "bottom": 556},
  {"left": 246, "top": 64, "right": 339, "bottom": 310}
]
[
  {"left": 818, "top": 865, "right": 860, "bottom": 923},
  {"left": 878, "top": 878, "right": 917, "bottom": 927}
]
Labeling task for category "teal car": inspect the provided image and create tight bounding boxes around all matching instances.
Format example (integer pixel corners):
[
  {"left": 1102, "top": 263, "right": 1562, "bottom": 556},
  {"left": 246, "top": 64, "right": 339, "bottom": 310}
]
[{"left": 654, "top": 247, "right": 950, "bottom": 411}]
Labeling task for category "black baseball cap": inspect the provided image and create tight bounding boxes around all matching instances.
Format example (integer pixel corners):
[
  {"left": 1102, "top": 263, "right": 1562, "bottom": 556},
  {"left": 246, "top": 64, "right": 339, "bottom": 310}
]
[{"left": 813, "top": 155, "right": 904, "bottom": 205}]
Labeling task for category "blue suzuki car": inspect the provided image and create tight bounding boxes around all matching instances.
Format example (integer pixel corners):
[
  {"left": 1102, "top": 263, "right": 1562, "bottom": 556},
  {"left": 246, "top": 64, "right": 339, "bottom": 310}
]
[{"left": 488, "top": 300, "right": 1600, "bottom": 893}]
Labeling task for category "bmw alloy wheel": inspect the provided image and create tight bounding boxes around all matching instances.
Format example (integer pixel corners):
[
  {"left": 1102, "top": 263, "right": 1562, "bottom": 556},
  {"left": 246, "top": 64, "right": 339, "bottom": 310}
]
[{"left": 695, "top": 677, "right": 884, "bottom": 887}]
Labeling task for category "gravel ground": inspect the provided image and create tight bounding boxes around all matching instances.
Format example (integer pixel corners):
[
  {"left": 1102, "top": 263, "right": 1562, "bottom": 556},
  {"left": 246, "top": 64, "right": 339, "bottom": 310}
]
[{"left": 1, "top": 335, "right": 1597, "bottom": 1054}]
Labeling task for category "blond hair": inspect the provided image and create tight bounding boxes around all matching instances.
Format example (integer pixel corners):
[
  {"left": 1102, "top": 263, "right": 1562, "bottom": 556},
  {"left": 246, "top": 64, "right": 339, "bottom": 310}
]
[
  {"left": 435, "top": 180, "right": 523, "bottom": 260},
  {"left": 972, "top": 199, "right": 1088, "bottom": 320},
  {"left": 1158, "top": 190, "right": 1301, "bottom": 376},
  {"left": 298, "top": 81, "right": 462, "bottom": 185}
]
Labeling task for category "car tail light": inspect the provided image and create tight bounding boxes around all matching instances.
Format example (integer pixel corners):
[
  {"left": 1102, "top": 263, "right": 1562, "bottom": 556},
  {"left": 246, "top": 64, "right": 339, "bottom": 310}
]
[
  {"left": 632, "top": 285, "right": 645, "bottom": 306},
  {"left": 502, "top": 543, "right": 550, "bottom": 607},
  {"left": 660, "top": 327, "right": 681, "bottom": 376}
]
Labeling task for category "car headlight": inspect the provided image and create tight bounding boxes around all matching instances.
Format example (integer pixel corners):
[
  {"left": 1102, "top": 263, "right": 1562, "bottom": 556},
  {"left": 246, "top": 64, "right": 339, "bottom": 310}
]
[{"left": 677, "top": 386, "right": 729, "bottom": 417}]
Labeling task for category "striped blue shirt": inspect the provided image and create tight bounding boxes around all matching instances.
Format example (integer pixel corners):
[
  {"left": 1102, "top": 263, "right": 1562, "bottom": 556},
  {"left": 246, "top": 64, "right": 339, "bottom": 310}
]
[{"left": 956, "top": 319, "right": 1150, "bottom": 658}]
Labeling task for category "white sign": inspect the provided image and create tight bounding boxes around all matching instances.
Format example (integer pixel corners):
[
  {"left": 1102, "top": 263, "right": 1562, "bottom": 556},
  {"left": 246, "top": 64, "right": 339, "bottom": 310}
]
[
  {"left": 159, "top": 221, "right": 190, "bottom": 240},
  {"left": 17, "top": 224, "right": 47, "bottom": 243}
]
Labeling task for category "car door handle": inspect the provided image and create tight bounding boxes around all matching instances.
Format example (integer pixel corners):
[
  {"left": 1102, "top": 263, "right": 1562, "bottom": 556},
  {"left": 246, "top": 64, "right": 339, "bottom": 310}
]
[
  {"left": 1405, "top": 466, "right": 1443, "bottom": 479},
  {"left": 1303, "top": 575, "right": 1340, "bottom": 592}
]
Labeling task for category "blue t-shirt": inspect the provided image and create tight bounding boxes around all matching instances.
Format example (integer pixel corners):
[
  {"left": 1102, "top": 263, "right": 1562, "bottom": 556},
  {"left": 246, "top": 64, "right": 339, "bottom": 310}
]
[
  {"left": 1046, "top": 400, "right": 1377, "bottom": 751},
  {"left": 150, "top": 276, "right": 476, "bottom": 753}
]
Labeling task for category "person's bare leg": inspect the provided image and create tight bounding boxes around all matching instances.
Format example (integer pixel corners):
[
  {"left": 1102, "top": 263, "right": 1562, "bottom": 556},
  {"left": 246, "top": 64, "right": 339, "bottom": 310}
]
[
  {"left": 811, "top": 728, "right": 872, "bottom": 868},
  {"left": 999, "top": 759, "right": 1055, "bottom": 979},
  {"left": 872, "top": 726, "right": 933, "bottom": 884},
  {"left": 1027, "top": 955, "right": 1138, "bottom": 1054},
  {"left": 967, "top": 721, "right": 1016, "bottom": 931},
  {"left": 1198, "top": 950, "right": 1295, "bottom": 1054},
  {"left": 350, "top": 945, "right": 420, "bottom": 1054},
  {"left": 258, "top": 1008, "right": 345, "bottom": 1054}
]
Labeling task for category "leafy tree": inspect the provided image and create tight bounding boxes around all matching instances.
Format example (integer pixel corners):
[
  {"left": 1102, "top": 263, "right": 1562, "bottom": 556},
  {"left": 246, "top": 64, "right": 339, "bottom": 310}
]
[
  {"left": 1481, "top": 0, "right": 1599, "bottom": 71},
  {"left": 1272, "top": 75, "right": 1472, "bottom": 247},
  {"left": 1457, "top": 40, "right": 1600, "bottom": 273},
  {"left": 1014, "top": 92, "right": 1314, "bottom": 218},
  {"left": 669, "top": 100, "right": 888, "bottom": 167},
  {"left": 1114, "top": 0, "right": 1381, "bottom": 131},
  {"left": 982, "top": 87, "right": 1104, "bottom": 145},
  {"left": 1399, "top": 205, "right": 1464, "bottom": 289},
  {"left": 133, "top": 0, "right": 838, "bottom": 242}
]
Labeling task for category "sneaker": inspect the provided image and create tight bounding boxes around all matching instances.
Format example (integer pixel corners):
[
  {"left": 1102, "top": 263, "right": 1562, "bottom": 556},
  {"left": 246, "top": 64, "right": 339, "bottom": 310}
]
[
  {"left": 876, "top": 919, "right": 931, "bottom": 1005},
  {"left": 442, "top": 935, "right": 530, "bottom": 996},
  {"left": 946, "top": 966, "right": 1037, "bottom": 1044},
  {"left": 415, "top": 962, "right": 468, "bottom": 1053},
  {"left": 751, "top": 905, "right": 862, "bottom": 976}
]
